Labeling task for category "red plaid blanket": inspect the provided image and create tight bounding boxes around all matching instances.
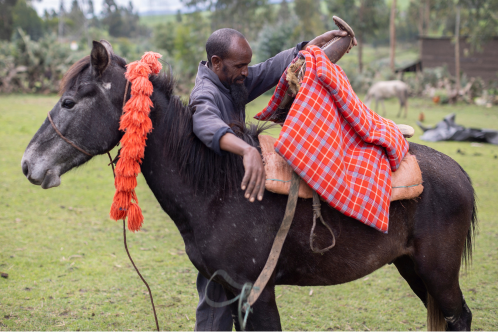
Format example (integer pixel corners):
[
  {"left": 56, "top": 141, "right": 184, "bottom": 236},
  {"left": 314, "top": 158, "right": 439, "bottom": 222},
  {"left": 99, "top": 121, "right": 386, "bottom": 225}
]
[{"left": 255, "top": 46, "right": 409, "bottom": 233}]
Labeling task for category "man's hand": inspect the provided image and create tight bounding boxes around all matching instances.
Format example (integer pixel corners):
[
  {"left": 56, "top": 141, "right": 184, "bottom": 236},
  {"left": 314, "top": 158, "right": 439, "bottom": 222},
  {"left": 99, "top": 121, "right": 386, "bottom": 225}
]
[
  {"left": 306, "top": 30, "right": 358, "bottom": 53},
  {"left": 220, "top": 133, "right": 265, "bottom": 202}
]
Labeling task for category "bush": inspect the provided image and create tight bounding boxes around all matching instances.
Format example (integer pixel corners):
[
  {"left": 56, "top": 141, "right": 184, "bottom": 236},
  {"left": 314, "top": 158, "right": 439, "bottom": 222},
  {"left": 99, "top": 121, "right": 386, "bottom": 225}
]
[{"left": 0, "top": 30, "right": 85, "bottom": 94}]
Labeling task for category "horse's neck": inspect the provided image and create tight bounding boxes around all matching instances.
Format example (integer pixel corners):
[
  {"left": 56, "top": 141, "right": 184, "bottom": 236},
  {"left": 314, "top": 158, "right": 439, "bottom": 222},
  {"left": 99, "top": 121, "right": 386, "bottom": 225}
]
[{"left": 140, "top": 94, "right": 208, "bottom": 233}]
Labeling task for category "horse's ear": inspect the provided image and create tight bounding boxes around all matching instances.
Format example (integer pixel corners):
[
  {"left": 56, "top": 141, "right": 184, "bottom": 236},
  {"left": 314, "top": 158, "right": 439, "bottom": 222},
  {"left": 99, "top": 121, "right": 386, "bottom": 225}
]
[
  {"left": 99, "top": 39, "right": 114, "bottom": 54},
  {"left": 91, "top": 41, "right": 111, "bottom": 77}
]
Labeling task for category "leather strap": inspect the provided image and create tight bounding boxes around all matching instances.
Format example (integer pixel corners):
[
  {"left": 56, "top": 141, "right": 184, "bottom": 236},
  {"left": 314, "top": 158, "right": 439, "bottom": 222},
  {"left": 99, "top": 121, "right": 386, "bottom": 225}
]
[
  {"left": 246, "top": 171, "right": 301, "bottom": 307},
  {"left": 47, "top": 111, "right": 92, "bottom": 156}
]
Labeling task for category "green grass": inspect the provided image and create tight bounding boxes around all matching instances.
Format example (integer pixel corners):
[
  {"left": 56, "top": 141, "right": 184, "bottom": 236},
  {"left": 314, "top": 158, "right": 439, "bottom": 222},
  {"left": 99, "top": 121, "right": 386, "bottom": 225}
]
[{"left": 1, "top": 94, "right": 498, "bottom": 330}]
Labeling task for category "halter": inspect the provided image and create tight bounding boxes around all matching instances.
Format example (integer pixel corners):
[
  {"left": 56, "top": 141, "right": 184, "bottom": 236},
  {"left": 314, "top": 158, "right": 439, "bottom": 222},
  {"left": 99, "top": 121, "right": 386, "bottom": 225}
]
[{"left": 47, "top": 80, "right": 130, "bottom": 175}]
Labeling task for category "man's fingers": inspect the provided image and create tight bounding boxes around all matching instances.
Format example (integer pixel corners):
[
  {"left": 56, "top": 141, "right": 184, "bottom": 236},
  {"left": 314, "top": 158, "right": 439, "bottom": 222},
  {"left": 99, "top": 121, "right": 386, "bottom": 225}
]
[
  {"left": 353, "top": 37, "right": 358, "bottom": 46},
  {"left": 241, "top": 171, "right": 250, "bottom": 191},
  {"left": 245, "top": 171, "right": 257, "bottom": 200},
  {"left": 248, "top": 170, "right": 262, "bottom": 202},
  {"left": 257, "top": 173, "right": 266, "bottom": 201}
]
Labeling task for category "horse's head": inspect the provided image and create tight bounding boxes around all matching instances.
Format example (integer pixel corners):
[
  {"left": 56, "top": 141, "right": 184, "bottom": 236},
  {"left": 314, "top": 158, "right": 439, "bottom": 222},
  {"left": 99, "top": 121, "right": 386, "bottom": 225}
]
[{"left": 22, "top": 40, "right": 127, "bottom": 189}]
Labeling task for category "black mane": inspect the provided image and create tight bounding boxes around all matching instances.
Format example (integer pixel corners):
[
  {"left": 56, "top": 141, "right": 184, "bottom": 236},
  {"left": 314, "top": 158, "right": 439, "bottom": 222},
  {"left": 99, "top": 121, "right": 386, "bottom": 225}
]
[{"left": 149, "top": 72, "right": 270, "bottom": 194}]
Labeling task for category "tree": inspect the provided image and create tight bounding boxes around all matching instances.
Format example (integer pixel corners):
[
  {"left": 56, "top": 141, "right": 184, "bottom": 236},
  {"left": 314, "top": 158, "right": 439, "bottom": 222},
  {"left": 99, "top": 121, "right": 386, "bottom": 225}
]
[
  {"left": 181, "top": 0, "right": 272, "bottom": 40},
  {"left": 294, "top": 0, "right": 324, "bottom": 41},
  {"left": 389, "top": 0, "right": 396, "bottom": 72},
  {"left": 279, "top": 0, "right": 291, "bottom": 22},
  {"left": 0, "top": 0, "right": 18, "bottom": 41},
  {"left": 12, "top": 0, "right": 44, "bottom": 40},
  {"left": 101, "top": 0, "right": 142, "bottom": 38},
  {"left": 176, "top": 9, "right": 182, "bottom": 23},
  {"left": 325, "top": 0, "right": 388, "bottom": 73}
]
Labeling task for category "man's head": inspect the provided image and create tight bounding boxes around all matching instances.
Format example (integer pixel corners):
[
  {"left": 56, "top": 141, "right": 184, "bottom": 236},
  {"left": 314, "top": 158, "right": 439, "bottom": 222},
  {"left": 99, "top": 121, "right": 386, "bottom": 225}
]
[{"left": 206, "top": 28, "right": 252, "bottom": 87}]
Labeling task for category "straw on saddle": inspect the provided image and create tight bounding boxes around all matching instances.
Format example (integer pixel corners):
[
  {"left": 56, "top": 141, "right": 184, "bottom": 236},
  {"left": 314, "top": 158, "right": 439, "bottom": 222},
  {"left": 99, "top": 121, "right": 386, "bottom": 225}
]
[{"left": 260, "top": 135, "right": 423, "bottom": 202}]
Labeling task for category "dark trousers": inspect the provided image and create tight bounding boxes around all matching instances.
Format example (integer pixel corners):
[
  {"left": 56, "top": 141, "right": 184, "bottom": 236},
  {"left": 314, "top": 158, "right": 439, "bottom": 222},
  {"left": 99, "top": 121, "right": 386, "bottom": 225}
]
[{"left": 195, "top": 272, "right": 233, "bottom": 331}]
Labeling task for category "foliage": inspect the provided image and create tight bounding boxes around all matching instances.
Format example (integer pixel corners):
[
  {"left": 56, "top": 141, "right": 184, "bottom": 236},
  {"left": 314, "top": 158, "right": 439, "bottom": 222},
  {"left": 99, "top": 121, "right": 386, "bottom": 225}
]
[
  {"left": 294, "top": 0, "right": 325, "bottom": 41},
  {"left": 181, "top": 0, "right": 273, "bottom": 40},
  {"left": 152, "top": 12, "right": 210, "bottom": 92},
  {"left": 1, "top": 94, "right": 498, "bottom": 330},
  {"left": 0, "top": 30, "right": 84, "bottom": 94},
  {"left": 11, "top": 0, "right": 44, "bottom": 41},
  {"left": 0, "top": 0, "right": 17, "bottom": 41},
  {"left": 255, "top": 18, "right": 300, "bottom": 63},
  {"left": 424, "top": 0, "right": 498, "bottom": 52},
  {"left": 101, "top": 0, "right": 147, "bottom": 38}
]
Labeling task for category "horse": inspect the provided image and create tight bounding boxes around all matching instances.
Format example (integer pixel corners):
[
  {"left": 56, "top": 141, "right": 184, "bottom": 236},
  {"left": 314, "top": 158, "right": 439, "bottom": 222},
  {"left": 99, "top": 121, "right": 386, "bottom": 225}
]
[
  {"left": 21, "top": 41, "right": 476, "bottom": 331},
  {"left": 364, "top": 80, "right": 409, "bottom": 118}
]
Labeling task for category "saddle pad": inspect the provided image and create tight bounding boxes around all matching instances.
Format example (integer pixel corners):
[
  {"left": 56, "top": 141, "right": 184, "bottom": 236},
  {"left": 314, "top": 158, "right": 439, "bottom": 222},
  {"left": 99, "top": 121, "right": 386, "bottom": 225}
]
[
  {"left": 260, "top": 135, "right": 313, "bottom": 199},
  {"left": 259, "top": 135, "right": 423, "bottom": 201}
]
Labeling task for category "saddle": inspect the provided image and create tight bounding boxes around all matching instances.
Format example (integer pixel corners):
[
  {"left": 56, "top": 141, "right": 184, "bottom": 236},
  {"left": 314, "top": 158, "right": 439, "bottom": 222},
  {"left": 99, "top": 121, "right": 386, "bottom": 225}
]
[{"left": 259, "top": 134, "right": 423, "bottom": 202}]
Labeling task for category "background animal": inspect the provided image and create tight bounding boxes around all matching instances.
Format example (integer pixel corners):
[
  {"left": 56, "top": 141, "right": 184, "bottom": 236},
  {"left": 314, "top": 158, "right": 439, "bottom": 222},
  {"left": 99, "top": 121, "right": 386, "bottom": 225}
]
[
  {"left": 364, "top": 80, "right": 409, "bottom": 118},
  {"left": 21, "top": 42, "right": 476, "bottom": 331}
]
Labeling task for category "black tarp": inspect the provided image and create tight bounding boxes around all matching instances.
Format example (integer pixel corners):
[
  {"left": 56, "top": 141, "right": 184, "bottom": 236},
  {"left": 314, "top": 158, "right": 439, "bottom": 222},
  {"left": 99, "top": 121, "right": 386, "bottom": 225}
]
[{"left": 418, "top": 113, "right": 498, "bottom": 145}]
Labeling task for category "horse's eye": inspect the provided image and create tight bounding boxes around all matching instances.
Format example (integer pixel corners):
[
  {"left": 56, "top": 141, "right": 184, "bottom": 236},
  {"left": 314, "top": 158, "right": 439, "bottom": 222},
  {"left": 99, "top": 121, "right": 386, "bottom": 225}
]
[{"left": 62, "top": 99, "right": 76, "bottom": 109}]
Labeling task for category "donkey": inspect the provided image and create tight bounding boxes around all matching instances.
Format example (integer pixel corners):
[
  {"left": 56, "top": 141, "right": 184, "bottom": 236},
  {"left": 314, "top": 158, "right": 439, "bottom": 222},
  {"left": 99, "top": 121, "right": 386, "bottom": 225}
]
[
  {"left": 22, "top": 41, "right": 476, "bottom": 331},
  {"left": 365, "top": 80, "right": 409, "bottom": 118}
]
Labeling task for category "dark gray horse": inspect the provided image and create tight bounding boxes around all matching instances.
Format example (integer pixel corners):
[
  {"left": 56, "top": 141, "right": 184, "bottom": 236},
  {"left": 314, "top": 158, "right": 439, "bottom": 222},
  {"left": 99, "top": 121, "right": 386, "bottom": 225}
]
[{"left": 21, "top": 41, "right": 476, "bottom": 331}]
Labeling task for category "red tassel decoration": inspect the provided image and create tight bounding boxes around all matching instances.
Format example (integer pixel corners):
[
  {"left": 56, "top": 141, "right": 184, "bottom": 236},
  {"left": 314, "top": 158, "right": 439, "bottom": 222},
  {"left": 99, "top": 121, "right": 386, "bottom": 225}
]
[{"left": 110, "top": 51, "right": 162, "bottom": 232}]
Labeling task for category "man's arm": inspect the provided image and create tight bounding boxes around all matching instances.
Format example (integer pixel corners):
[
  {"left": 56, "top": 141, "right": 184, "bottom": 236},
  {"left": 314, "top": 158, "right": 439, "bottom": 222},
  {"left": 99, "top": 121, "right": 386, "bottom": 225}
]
[
  {"left": 191, "top": 91, "right": 265, "bottom": 202},
  {"left": 191, "top": 91, "right": 234, "bottom": 156},
  {"left": 245, "top": 41, "right": 307, "bottom": 102},
  {"left": 219, "top": 133, "right": 265, "bottom": 202},
  {"left": 245, "top": 30, "right": 357, "bottom": 102}
]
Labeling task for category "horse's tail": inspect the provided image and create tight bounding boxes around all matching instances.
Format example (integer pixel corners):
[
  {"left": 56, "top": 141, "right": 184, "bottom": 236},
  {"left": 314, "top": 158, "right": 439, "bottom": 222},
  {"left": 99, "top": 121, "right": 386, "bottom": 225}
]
[
  {"left": 461, "top": 165, "right": 478, "bottom": 269},
  {"left": 427, "top": 293, "right": 447, "bottom": 331}
]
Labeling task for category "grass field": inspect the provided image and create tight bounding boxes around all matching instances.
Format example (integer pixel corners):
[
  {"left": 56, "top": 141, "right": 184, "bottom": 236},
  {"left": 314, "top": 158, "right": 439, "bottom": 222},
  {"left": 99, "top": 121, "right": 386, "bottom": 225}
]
[{"left": 1, "top": 94, "right": 498, "bottom": 331}]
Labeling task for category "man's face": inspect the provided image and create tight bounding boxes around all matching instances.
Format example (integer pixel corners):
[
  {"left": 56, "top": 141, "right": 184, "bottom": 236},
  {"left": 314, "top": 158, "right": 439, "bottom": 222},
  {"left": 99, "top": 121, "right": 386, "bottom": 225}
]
[{"left": 212, "top": 37, "right": 252, "bottom": 87}]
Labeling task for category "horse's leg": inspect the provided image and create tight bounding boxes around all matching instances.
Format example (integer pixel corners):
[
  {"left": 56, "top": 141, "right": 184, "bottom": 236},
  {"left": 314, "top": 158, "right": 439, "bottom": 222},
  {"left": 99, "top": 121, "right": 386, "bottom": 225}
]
[
  {"left": 413, "top": 247, "right": 472, "bottom": 331},
  {"left": 396, "top": 96, "right": 403, "bottom": 118},
  {"left": 404, "top": 97, "right": 408, "bottom": 118},
  {"left": 244, "top": 285, "right": 282, "bottom": 331},
  {"left": 393, "top": 255, "right": 427, "bottom": 304}
]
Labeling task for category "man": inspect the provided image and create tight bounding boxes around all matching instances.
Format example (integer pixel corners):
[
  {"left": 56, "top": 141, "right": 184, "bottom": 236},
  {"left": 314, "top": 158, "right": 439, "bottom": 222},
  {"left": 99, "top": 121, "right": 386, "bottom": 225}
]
[{"left": 190, "top": 28, "right": 356, "bottom": 330}]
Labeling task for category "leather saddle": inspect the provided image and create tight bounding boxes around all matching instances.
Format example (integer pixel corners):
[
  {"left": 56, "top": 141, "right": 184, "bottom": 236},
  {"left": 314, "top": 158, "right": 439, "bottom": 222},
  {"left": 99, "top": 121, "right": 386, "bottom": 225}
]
[{"left": 259, "top": 134, "right": 423, "bottom": 202}]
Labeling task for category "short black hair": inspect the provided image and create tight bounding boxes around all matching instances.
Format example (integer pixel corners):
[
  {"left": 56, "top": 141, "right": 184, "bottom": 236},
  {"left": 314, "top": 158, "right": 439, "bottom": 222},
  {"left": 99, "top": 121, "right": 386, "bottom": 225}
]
[{"left": 206, "top": 28, "right": 246, "bottom": 66}]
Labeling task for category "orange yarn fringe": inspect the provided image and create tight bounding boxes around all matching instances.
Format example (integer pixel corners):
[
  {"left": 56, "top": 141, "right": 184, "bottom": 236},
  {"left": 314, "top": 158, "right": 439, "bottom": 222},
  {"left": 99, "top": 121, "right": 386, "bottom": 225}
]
[{"left": 110, "top": 52, "right": 162, "bottom": 232}]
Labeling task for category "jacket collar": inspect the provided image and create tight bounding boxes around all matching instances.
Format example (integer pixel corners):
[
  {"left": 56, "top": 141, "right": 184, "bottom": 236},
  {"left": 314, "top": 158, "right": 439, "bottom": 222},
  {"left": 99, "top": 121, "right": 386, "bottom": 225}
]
[{"left": 196, "top": 61, "right": 231, "bottom": 96}]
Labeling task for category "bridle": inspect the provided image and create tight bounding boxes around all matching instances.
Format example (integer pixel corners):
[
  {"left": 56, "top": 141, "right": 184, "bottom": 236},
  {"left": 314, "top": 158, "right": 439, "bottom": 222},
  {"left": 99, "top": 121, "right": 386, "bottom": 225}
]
[
  {"left": 45, "top": 80, "right": 161, "bottom": 331},
  {"left": 47, "top": 80, "right": 131, "bottom": 176}
]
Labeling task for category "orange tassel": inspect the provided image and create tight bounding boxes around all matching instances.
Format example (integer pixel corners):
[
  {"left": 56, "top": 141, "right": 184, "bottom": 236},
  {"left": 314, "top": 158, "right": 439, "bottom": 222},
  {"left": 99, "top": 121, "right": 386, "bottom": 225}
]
[
  {"left": 115, "top": 176, "right": 137, "bottom": 192},
  {"left": 115, "top": 159, "right": 140, "bottom": 177},
  {"left": 110, "top": 51, "right": 162, "bottom": 233},
  {"left": 127, "top": 203, "right": 143, "bottom": 232},
  {"left": 131, "top": 76, "right": 154, "bottom": 95}
]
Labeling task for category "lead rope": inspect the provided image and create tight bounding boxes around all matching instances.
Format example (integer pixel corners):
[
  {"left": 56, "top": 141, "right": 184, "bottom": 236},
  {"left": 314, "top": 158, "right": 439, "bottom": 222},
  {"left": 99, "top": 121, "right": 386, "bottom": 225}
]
[{"left": 109, "top": 79, "right": 160, "bottom": 331}]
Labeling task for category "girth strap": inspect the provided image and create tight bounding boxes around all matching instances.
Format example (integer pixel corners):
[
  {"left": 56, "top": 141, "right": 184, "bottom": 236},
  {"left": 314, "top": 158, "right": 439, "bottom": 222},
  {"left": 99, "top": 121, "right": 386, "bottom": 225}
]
[{"left": 246, "top": 171, "right": 301, "bottom": 307}]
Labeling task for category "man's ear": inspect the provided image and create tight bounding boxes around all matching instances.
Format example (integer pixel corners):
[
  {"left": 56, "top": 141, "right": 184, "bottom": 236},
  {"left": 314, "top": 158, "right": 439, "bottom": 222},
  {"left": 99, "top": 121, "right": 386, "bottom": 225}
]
[
  {"left": 91, "top": 40, "right": 111, "bottom": 77},
  {"left": 211, "top": 55, "right": 222, "bottom": 71}
]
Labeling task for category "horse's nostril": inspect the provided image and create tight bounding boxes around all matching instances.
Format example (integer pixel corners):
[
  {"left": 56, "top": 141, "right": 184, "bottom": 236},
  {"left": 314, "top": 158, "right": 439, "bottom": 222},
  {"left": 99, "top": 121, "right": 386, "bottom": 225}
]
[{"left": 22, "top": 160, "right": 29, "bottom": 177}]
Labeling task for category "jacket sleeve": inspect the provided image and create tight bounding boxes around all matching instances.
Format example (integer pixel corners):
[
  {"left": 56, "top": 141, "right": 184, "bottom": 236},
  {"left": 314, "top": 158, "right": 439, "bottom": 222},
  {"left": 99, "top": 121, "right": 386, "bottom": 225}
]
[
  {"left": 191, "top": 91, "right": 234, "bottom": 156},
  {"left": 245, "top": 41, "right": 308, "bottom": 102}
]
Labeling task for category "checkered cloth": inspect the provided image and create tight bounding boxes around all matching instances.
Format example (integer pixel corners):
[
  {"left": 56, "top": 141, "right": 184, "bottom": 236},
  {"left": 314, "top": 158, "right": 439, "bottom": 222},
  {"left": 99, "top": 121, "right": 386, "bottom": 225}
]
[{"left": 255, "top": 46, "right": 409, "bottom": 233}]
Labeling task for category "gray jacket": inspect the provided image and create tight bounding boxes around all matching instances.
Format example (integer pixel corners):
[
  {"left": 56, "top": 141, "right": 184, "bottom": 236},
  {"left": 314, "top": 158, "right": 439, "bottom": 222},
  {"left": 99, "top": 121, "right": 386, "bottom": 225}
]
[{"left": 189, "top": 42, "right": 306, "bottom": 155}]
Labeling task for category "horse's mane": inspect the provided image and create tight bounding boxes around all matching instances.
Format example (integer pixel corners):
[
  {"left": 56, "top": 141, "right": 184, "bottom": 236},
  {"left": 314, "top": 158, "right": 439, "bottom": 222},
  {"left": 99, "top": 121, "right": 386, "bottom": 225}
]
[
  {"left": 63, "top": 53, "right": 269, "bottom": 194},
  {"left": 149, "top": 72, "right": 271, "bottom": 195}
]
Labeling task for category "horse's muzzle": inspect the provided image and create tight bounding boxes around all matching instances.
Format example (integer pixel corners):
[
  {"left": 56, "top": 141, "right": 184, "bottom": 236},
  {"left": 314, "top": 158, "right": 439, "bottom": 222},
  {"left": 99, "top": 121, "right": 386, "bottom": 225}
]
[{"left": 21, "top": 158, "right": 61, "bottom": 189}]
